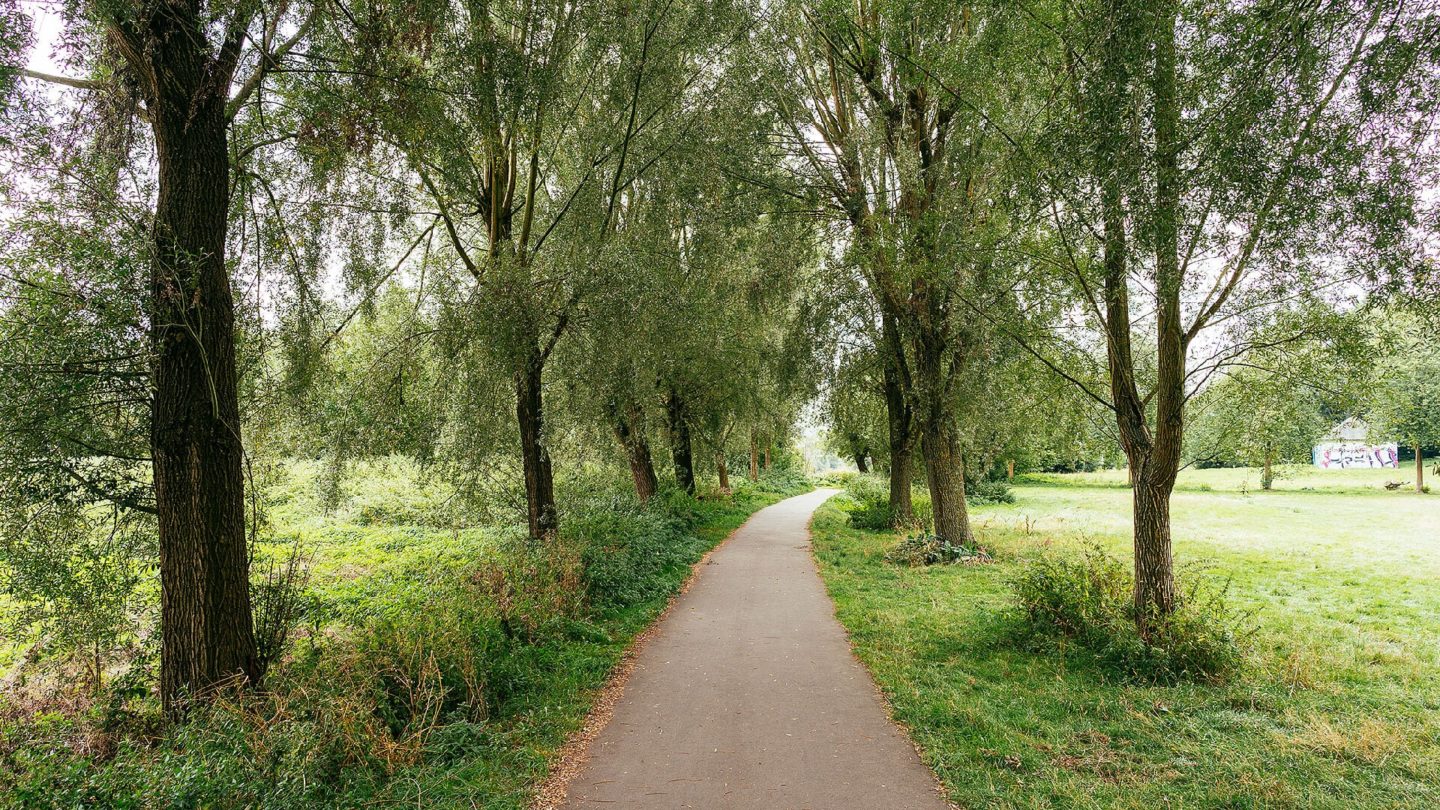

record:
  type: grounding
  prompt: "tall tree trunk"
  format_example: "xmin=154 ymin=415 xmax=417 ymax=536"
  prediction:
xmin=516 ymin=351 xmax=557 ymax=539
xmin=1131 ymin=471 xmax=1177 ymax=618
xmin=910 ymin=297 xmax=973 ymax=544
xmin=1140 ymin=0 xmax=1185 ymax=628
xmin=763 ymin=445 xmax=771 ymax=470
xmin=881 ymin=311 xmax=915 ymax=525
xmin=1417 ymin=437 xmax=1425 ymax=493
xmin=748 ymin=430 xmax=759 ymax=481
xmin=716 ymin=453 xmax=731 ymax=494
xmin=1261 ymin=448 xmax=1274 ymax=491
xmin=666 ymin=389 xmax=695 ymax=495
xmin=920 ymin=412 xmax=973 ymax=544
xmin=1006 ymin=459 xmax=1015 ymax=480
xmin=138 ymin=4 xmax=258 ymax=714
xmin=611 ymin=402 xmax=658 ymax=503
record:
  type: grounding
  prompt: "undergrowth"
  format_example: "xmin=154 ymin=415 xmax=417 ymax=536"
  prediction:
xmin=1009 ymin=544 xmax=1252 ymax=683
xmin=0 ymin=463 xmax=808 ymax=808
xmin=840 ymin=473 xmax=1012 ymax=532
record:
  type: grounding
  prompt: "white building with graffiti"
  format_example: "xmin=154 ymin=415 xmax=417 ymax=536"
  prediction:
xmin=1312 ymin=417 xmax=1398 ymax=468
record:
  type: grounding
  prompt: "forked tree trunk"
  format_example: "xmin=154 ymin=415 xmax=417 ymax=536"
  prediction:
xmin=137 ymin=3 xmax=259 ymax=715
xmin=666 ymin=389 xmax=695 ymax=495
xmin=612 ymin=402 xmax=658 ymax=503
xmin=919 ymin=414 xmax=973 ymax=544
xmin=1093 ymin=0 xmax=1183 ymax=634
xmin=516 ymin=352 xmax=557 ymax=539
xmin=748 ymin=430 xmax=759 ymax=481
xmin=716 ymin=453 xmax=731 ymax=494
xmin=1138 ymin=0 xmax=1185 ymax=629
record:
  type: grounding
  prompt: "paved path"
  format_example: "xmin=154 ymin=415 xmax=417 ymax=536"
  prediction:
xmin=561 ymin=489 xmax=950 ymax=810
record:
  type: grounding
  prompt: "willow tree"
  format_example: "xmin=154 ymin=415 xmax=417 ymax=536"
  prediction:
xmin=316 ymin=0 xmax=754 ymax=537
xmin=774 ymin=0 xmax=1043 ymax=543
xmin=1037 ymin=0 xmax=1440 ymax=626
xmin=2 ymin=0 xmax=318 ymax=712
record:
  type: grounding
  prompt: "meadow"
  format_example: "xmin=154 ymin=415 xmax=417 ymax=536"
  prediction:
xmin=812 ymin=466 xmax=1440 ymax=809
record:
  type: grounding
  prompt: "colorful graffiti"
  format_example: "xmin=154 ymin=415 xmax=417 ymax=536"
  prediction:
xmin=1312 ymin=442 xmax=1398 ymax=469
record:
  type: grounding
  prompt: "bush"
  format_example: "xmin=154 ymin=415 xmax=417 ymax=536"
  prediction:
xmin=842 ymin=474 xmax=931 ymax=531
xmin=1009 ymin=545 xmax=1249 ymax=683
xmin=965 ymin=478 xmax=1014 ymax=504
xmin=568 ymin=498 xmax=695 ymax=608
xmin=883 ymin=532 xmax=992 ymax=567
xmin=814 ymin=469 xmax=857 ymax=487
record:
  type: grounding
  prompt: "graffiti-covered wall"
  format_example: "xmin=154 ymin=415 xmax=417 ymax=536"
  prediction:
xmin=1312 ymin=442 xmax=1399 ymax=469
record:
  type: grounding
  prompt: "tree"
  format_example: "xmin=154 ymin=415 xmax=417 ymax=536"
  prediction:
xmin=313 ymin=0 xmax=757 ymax=536
xmin=772 ymin=0 xmax=1043 ymax=542
xmin=5 ymin=0 xmax=318 ymax=712
xmin=1369 ymin=345 xmax=1440 ymax=494
xmin=1034 ymin=0 xmax=1440 ymax=630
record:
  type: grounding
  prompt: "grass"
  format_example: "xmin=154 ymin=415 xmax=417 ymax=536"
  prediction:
xmin=811 ymin=472 xmax=1440 ymax=809
xmin=0 ymin=459 xmax=810 ymax=808
xmin=1021 ymin=456 xmax=1437 ymax=494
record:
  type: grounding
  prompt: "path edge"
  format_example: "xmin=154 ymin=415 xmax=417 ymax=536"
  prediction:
xmin=803 ymin=493 xmax=959 ymax=810
xmin=528 ymin=490 xmax=813 ymax=810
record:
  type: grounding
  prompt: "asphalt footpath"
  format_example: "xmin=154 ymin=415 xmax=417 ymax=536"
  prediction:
xmin=560 ymin=488 xmax=951 ymax=810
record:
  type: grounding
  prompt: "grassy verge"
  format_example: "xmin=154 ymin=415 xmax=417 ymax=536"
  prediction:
xmin=811 ymin=480 xmax=1440 ymax=809
xmin=0 ymin=461 xmax=809 ymax=809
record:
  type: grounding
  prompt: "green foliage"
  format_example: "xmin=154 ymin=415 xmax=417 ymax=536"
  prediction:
xmin=842 ymin=473 xmax=1010 ymax=531
xmin=1367 ymin=332 xmax=1440 ymax=451
xmin=965 ymin=478 xmax=1015 ymax=505
xmin=1009 ymin=546 xmax=1249 ymax=684
xmin=0 ymin=498 xmax=152 ymax=695
xmin=842 ymin=474 xmax=931 ymax=531
xmin=882 ymin=532 xmax=991 ymax=567
xmin=0 ymin=462 xmax=804 ymax=807
xmin=570 ymin=499 xmax=696 ymax=608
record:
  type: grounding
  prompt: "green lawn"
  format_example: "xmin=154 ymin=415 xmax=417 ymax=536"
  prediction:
xmin=1021 ymin=457 xmax=1437 ymax=494
xmin=811 ymin=476 xmax=1440 ymax=809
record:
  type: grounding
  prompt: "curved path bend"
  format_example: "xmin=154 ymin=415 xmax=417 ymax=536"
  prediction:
xmin=560 ymin=488 xmax=950 ymax=810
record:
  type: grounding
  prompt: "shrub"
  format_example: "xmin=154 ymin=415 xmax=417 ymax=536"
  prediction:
xmin=568 ymin=499 xmax=695 ymax=608
xmin=814 ymin=469 xmax=857 ymax=487
xmin=883 ymin=531 xmax=992 ymax=567
xmin=965 ymin=478 xmax=1014 ymax=505
xmin=842 ymin=474 xmax=931 ymax=531
xmin=1009 ymin=545 xmax=1249 ymax=683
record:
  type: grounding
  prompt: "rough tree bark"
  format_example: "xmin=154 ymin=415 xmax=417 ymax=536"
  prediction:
xmin=611 ymin=401 xmax=658 ymax=503
xmin=516 ymin=350 xmax=558 ymax=538
xmin=916 ymin=400 xmax=972 ymax=544
xmin=666 ymin=389 xmax=695 ymax=495
xmin=716 ymin=453 xmax=731 ymax=493
xmin=112 ymin=0 xmax=260 ymax=713
xmin=748 ymin=430 xmax=759 ymax=481
xmin=881 ymin=314 xmax=915 ymax=526
xmin=1139 ymin=0 xmax=1185 ymax=625
xmin=1261 ymin=447 xmax=1274 ymax=491
xmin=875 ymin=309 xmax=910 ymax=524
xmin=1096 ymin=0 xmax=1180 ymax=632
